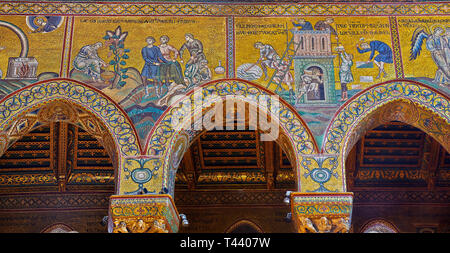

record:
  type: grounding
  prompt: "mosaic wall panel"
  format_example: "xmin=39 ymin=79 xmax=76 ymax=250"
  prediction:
xmin=0 ymin=1 xmax=448 ymax=194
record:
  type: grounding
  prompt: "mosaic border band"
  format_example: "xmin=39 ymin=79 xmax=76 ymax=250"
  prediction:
xmin=0 ymin=2 xmax=448 ymax=16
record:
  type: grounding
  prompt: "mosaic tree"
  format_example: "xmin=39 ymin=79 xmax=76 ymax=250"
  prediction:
xmin=104 ymin=26 xmax=130 ymax=89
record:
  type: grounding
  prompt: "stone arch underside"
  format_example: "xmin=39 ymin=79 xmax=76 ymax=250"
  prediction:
xmin=322 ymin=80 xmax=450 ymax=192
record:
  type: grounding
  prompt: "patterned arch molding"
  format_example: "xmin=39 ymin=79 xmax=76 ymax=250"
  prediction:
xmin=0 ymin=78 xmax=142 ymax=157
xmin=135 ymin=79 xmax=318 ymax=195
xmin=225 ymin=219 xmax=264 ymax=233
xmin=0 ymin=100 xmax=120 ymax=169
xmin=41 ymin=223 xmax=77 ymax=233
xmin=322 ymin=79 xmax=450 ymax=191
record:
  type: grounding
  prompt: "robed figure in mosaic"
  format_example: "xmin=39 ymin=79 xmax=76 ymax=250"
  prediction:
xmin=141 ymin=36 xmax=168 ymax=97
xmin=357 ymin=39 xmax=393 ymax=79
xmin=337 ymin=46 xmax=354 ymax=102
xmin=254 ymin=42 xmax=295 ymax=98
xmin=73 ymin=42 xmax=107 ymax=82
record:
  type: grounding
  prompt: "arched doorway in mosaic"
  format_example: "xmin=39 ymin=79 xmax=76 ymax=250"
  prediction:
xmin=322 ymin=80 xmax=450 ymax=192
xmin=133 ymin=79 xmax=318 ymax=196
xmin=0 ymin=78 xmax=142 ymax=193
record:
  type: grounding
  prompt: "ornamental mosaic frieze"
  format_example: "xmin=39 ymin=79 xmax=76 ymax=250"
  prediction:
xmin=290 ymin=192 xmax=353 ymax=233
xmin=109 ymin=194 xmax=180 ymax=233
xmin=0 ymin=2 xmax=448 ymax=234
xmin=0 ymin=2 xmax=447 ymax=16
xmin=0 ymin=10 xmax=448 ymax=159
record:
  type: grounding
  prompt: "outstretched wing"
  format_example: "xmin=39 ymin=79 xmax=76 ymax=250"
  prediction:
xmin=410 ymin=27 xmax=429 ymax=60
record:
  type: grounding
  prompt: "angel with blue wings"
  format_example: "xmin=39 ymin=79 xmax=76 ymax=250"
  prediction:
xmin=410 ymin=26 xmax=450 ymax=87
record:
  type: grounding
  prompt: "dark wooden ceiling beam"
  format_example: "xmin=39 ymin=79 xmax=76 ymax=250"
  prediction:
xmin=202 ymin=165 xmax=260 ymax=169
xmin=181 ymin=148 xmax=197 ymax=190
xmin=349 ymin=121 xmax=450 ymax=191
xmin=264 ymin=140 xmax=275 ymax=190
xmin=197 ymin=139 xmax=206 ymax=172
xmin=202 ymin=156 xmax=257 ymax=161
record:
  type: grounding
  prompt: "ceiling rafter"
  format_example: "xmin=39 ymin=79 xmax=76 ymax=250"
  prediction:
xmin=348 ymin=121 xmax=450 ymax=191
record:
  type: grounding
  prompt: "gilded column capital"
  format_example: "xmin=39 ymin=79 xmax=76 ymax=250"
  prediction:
xmin=290 ymin=192 xmax=353 ymax=233
xmin=109 ymin=194 xmax=180 ymax=233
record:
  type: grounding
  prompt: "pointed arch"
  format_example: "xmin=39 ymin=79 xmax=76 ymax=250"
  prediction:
xmin=225 ymin=219 xmax=264 ymax=233
xmin=141 ymin=79 xmax=318 ymax=196
xmin=323 ymin=79 xmax=449 ymax=154
xmin=322 ymin=79 xmax=450 ymax=191
xmin=41 ymin=223 xmax=77 ymax=233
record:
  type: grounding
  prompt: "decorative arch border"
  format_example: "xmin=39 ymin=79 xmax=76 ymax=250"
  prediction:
xmin=323 ymin=79 xmax=449 ymax=154
xmin=322 ymin=79 xmax=450 ymax=191
xmin=0 ymin=78 xmax=142 ymax=157
xmin=225 ymin=219 xmax=264 ymax=233
xmin=300 ymin=63 xmax=333 ymax=103
xmin=359 ymin=218 xmax=399 ymax=233
xmin=142 ymin=79 xmax=318 ymax=195
xmin=0 ymin=78 xmax=143 ymax=195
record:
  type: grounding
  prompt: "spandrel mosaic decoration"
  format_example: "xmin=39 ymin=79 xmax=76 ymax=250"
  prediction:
xmin=0 ymin=1 xmax=448 ymax=196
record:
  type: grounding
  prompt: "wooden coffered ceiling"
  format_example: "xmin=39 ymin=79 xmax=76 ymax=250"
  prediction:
xmin=0 ymin=123 xmax=115 ymax=193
